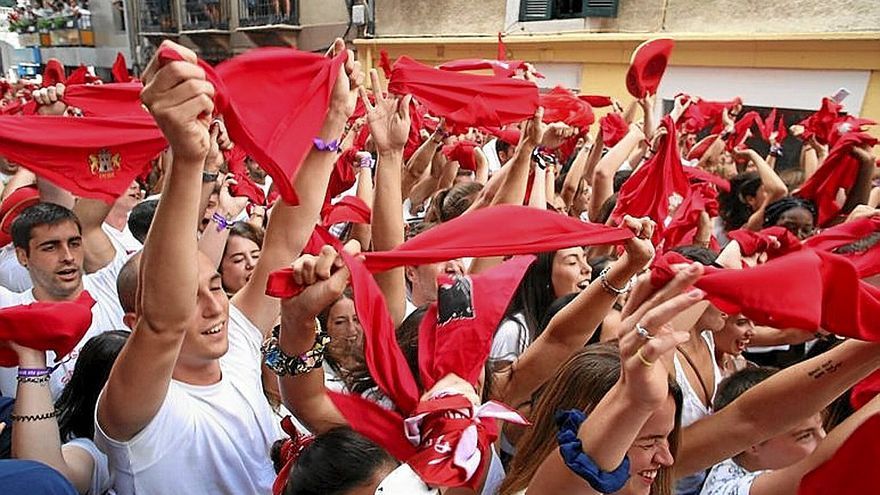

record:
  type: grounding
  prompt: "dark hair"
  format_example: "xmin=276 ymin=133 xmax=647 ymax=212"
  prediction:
xmin=396 ymin=306 xmax=428 ymax=390
xmin=11 ymin=203 xmax=81 ymax=252
xmin=226 ymin=221 xmax=264 ymax=249
xmin=671 ymin=245 xmax=720 ymax=266
xmin=718 ymin=171 xmax=762 ymax=231
xmin=613 ymin=169 xmax=632 ymax=192
xmin=763 ymin=197 xmax=818 ymax=228
xmin=713 ymin=366 xmax=778 ymax=411
xmin=496 ymin=139 xmax=513 ymax=157
xmin=596 ymin=193 xmax=618 ymax=225
xmin=317 ymin=289 xmax=377 ymax=396
xmin=502 ymin=251 xmax=557 ymax=350
xmin=128 ymin=199 xmax=158 ymax=244
xmin=285 ymin=427 xmax=396 ymax=495
xmin=55 ymin=330 xmax=130 ymax=441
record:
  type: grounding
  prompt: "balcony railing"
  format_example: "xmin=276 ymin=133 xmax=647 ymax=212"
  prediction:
xmin=182 ymin=0 xmax=229 ymax=31
xmin=238 ymin=0 xmax=297 ymax=27
xmin=139 ymin=0 xmax=178 ymax=33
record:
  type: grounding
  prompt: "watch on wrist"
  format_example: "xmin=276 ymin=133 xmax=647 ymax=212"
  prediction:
xmin=262 ymin=319 xmax=331 ymax=377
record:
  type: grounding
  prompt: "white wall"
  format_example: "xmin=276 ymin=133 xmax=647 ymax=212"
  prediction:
xmin=656 ymin=66 xmax=871 ymax=115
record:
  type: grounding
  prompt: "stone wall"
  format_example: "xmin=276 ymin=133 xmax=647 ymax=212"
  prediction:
xmin=375 ymin=0 xmax=506 ymax=36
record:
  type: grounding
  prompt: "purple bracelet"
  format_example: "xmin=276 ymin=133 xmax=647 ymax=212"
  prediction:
xmin=18 ymin=368 xmax=51 ymax=377
xmin=313 ymin=137 xmax=340 ymax=152
xmin=212 ymin=212 xmax=231 ymax=232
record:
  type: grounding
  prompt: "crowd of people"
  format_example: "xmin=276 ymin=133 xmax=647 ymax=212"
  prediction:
xmin=0 ymin=35 xmax=878 ymax=495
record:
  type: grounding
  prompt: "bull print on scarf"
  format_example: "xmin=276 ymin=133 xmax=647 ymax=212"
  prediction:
xmin=436 ymin=274 xmax=475 ymax=325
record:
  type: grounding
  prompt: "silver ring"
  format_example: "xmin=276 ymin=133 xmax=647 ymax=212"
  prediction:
xmin=636 ymin=324 xmax=655 ymax=340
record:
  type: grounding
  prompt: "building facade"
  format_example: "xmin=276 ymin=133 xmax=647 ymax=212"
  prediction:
xmin=129 ymin=0 xmax=355 ymax=68
xmin=355 ymin=0 xmax=880 ymax=126
xmin=2 ymin=0 xmax=132 ymax=79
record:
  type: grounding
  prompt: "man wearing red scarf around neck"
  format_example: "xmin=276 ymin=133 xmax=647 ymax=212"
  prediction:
xmin=94 ymin=39 xmax=362 ymax=494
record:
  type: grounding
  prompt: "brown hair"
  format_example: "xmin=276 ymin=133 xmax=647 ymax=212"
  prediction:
xmin=424 ymin=182 xmax=483 ymax=223
xmin=500 ymin=343 xmax=683 ymax=495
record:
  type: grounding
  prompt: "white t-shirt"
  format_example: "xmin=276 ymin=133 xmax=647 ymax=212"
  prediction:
xmin=0 ymin=246 xmax=130 ymax=399
xmin=699 ymin=458 xmax=765 ymax=495
xmin=0 ymin=244 xmax=32 ymax=292
xmin=490 ymin=312 xmax=529 ymax=363
xmin=94 ymin=305 xmax=281 ymax=495
xmin=102 ymin=222 xmax=143 ymax=255
xmin=65 ymin=437 xmax=115 ymax=495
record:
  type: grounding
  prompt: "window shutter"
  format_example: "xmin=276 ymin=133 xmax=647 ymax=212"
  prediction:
xmin=585 ymin=0 xmax=619 ymax=17
xmin=520 ymin=0 xmax=553 ymax=21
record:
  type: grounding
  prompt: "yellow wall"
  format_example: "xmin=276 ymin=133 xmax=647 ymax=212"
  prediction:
xmin=355 ymin=32 xmax=880 ymax=126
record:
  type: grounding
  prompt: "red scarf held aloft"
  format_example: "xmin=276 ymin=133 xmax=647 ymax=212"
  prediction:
xmin=725 ymin=111 xmax=759 ymax=151
xmin=112 ymin=52 xmax=132 ymax=83
xmin=0 ymin=291 xmax=95 ymax=366
xmin=363 ymin=205 xmax=634 ymax=273
xmin=539 ymin=86 xmax=594 ymax=130
xmin=60 ymin=82 xmax=151 ymax=118
xmin=66 ymin=65 xmax=101 ymax=86
xmin=851 ymin=369 xmax=880 ymax=411
xmin=680 ymin=96 xmax=742 ymax=134
xmin=659 ymin=182 xmax=719 ymax=253
xmin=600 ymin=112 xmax=629 ymax=148
xmin=225 ymin=147 xmax=266 ymax=206
xmin=726 ymin=226 xmax=801 ymax=259
xmin=683 ymin=166 xmax=731 ymax=193
xmin=157 ymin=46 xmax=347 ymax=206
xmin=437 ymin=59 xmax=539 ymax=79
xmin=418 ymin=255 xmax=535 ymax=390
xmin=804 ymin=216 xmax=880 ymax=278
xmin=611 ymin=115 xmax=690 ymax=241
xmin=388 ymin=56 xmax=539 ymax=129
xmin=756 ymin=108 xmax=788 ymax=144
xmin=579 ymin=95 xmax=613 ymax=108
xmin=797 ymin=97 xmax=842 ymax=145
xmin=0 ymin=114 xmax=166 ymax=203
xmin=797 ymin=415 xmax=880 ymax=495
xmin=42 ymin=59 xmax=66 ymax=87
xmin=442 ymin=140 xmax=479 ymax=171
xmin=795 ymin=132 xmax=878 ymax=227
xmin=327 ymin=256 xmax=532 ymax=489
xmin=321 ymin=195 xmax=371 ymax=226
xmin=652 ymin=250 xmax=880 ymax=341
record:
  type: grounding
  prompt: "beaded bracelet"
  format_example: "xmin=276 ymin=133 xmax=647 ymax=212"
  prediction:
xmin=17 ymin=375 xmax=51 ymax=385
xmin=599 ymin=266 xmax=635 ymax=296
xmin=11 ymin=410 xmax=57 ymax=422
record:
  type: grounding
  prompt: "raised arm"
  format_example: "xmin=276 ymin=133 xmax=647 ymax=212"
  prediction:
xmin=588 ymin=125 xmax=645 ymax=221
xmin=526 ymin=270 xmax=704 ymax=494
xmin=360 ymin=69 xmax=412 ymax=327
xmin=491 ymin=110 xmax=544 ymax=207
xmin=277 ymin=246 xmax=350 ymax=433
xmin=198 ymin=174 xmax=248 ymax=270
xmin=491 ymin=218 xmax=656 ymax=407
xmin=749 ymin=392 xmax=880 ymax=495
xmin=675 ymin=339 xmax=880 ymax=478
xmin=348 ymin=154 xmax=374 ymax=249
xmin=401 ymin=121 xmax=444 ymax=198
xmin=561 ymin=137 xmax=593 ymax=208
xmin=232 ymin=39 xmax=361 ymax=336
xmin=737 ymin=148 xmax=787 ymax=231
xmin=841 ymin=146 xmax=877 ymax=215
xmin=97 ymin=41 xmax=215 ymax=441
xmin=72 ymin=197 xmax=116 ymax=273
xmin=11 ymin=346 xmax=94 ymax=494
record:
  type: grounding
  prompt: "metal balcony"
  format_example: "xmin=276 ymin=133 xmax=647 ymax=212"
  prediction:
xmin=182 ymin=0 xmax=229 ymax=31
xmin=238 ymin=0 xmax=298 ymax=28
xmin=139 ymin=0 xmax=178 ymax=33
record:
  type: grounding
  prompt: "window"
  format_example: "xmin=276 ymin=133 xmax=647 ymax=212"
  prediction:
xmin=519 ymin=0 xmax=619 ymax=21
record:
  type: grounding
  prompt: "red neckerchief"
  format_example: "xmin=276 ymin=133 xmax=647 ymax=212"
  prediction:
xmin=0 ymin=291 xmax=95 ymax=366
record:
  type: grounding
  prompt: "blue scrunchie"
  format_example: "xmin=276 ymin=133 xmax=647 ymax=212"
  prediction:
xmin=555 ymin=409 xmax=631 ymax=493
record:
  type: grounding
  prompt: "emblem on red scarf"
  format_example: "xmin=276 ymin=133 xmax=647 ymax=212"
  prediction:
xmin=88 ymin=149 xmax=122 ymax=179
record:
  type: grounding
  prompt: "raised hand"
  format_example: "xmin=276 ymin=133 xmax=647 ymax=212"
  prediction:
xmin=140 ymin=40 xmax=215 ymax=164
xmin=618 ymin=263 xmax=704 ymax=409
xmin=280 ymin=245 xmax=351 ymax=320
xmin=327 ymin=38 xmax=364 ymax=122
xmin=217 ymin=173 xmax=249 ymax=218
xmin=620 ymin=215 xmax=656 ymax=268
xmin=33 ymin=83 xmax=67 ymax=116
xmin=360 ymin=68 xmax=411 ymax=154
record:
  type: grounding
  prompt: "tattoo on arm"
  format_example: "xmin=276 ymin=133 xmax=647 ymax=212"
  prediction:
xmin=808 ymin=360 xmax=842 ymax=380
